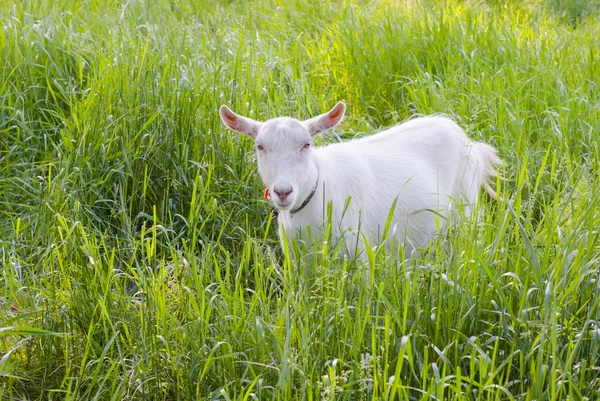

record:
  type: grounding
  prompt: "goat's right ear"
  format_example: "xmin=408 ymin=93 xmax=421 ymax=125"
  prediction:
xmin=219 ymin=105 xmax=262 ymax=139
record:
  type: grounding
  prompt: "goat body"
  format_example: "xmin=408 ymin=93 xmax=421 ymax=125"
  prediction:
xmin=281 ymin=116 xmax=499 ymax=255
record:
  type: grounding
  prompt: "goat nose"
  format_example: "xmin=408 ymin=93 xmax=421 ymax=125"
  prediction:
xmin=274 ymin=187 xmax=293 ymax=201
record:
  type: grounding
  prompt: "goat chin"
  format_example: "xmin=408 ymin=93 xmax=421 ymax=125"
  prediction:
xmin=276 ymin=115 xmax=502 ymax=260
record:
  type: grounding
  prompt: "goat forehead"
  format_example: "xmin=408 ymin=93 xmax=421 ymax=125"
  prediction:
xmin=258 ymin=118 xmax=310 ymax=146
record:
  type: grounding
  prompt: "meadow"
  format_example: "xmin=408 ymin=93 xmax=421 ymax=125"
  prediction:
xmin=1 ymin=0 xmax=599 ymax=399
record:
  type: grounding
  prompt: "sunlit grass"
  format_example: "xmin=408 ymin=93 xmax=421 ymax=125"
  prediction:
xmin=1 ymin=0 xmax=599 ymax=399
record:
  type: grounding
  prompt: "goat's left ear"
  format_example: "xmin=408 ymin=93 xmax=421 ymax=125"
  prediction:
xmin=305 ymin=101 xmax=346 ymax=137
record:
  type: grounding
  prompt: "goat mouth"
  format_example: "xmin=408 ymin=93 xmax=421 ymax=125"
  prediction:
xmin=273 ymin=201 xmax=292 ymax=210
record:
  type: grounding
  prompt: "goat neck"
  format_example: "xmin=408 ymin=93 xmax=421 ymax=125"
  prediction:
xmin=282 ymin=158 xmax=320 ymax=217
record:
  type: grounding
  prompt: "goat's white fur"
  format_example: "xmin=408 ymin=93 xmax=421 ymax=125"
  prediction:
xmin=220 ymin=103 xmax=501 ymax=257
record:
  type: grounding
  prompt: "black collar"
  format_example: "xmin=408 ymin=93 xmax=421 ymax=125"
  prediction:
xmin=289 ymin=168 xmax=320 ymax=215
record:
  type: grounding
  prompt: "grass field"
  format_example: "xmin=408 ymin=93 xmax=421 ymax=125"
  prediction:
xmin=1 ymin=0 xmax=600 ymax=399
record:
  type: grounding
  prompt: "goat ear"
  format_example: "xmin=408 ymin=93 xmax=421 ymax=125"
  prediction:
xmin=305 ymin=101 xmax=346 ymax=136
xmin=219 ymin=105 xmax=262 ymax=139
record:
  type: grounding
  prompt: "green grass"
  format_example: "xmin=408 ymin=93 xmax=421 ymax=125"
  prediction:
xmin=1 ymin=0 xmax=599 ymax=399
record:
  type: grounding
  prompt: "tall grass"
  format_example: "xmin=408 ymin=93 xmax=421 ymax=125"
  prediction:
xmin=1 ymin=0 xmax=599 ymax=399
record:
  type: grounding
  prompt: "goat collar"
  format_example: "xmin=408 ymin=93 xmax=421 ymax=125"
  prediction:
xmin=290 ymin=168 xmax=320 ymax=215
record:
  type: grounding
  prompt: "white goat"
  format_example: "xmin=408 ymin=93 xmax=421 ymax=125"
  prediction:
xmin=220 ymin=102 xmax=500 ymax=257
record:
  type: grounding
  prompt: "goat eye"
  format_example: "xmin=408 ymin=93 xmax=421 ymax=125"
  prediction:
xmin=256 ymin=145 xmax=264 ymax=151
xmin=302 ymin=143 xmax=310 ymax=150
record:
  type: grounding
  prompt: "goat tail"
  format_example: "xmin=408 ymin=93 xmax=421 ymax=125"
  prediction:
xmin=475 ymin=142 xmax=504 ymax=201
